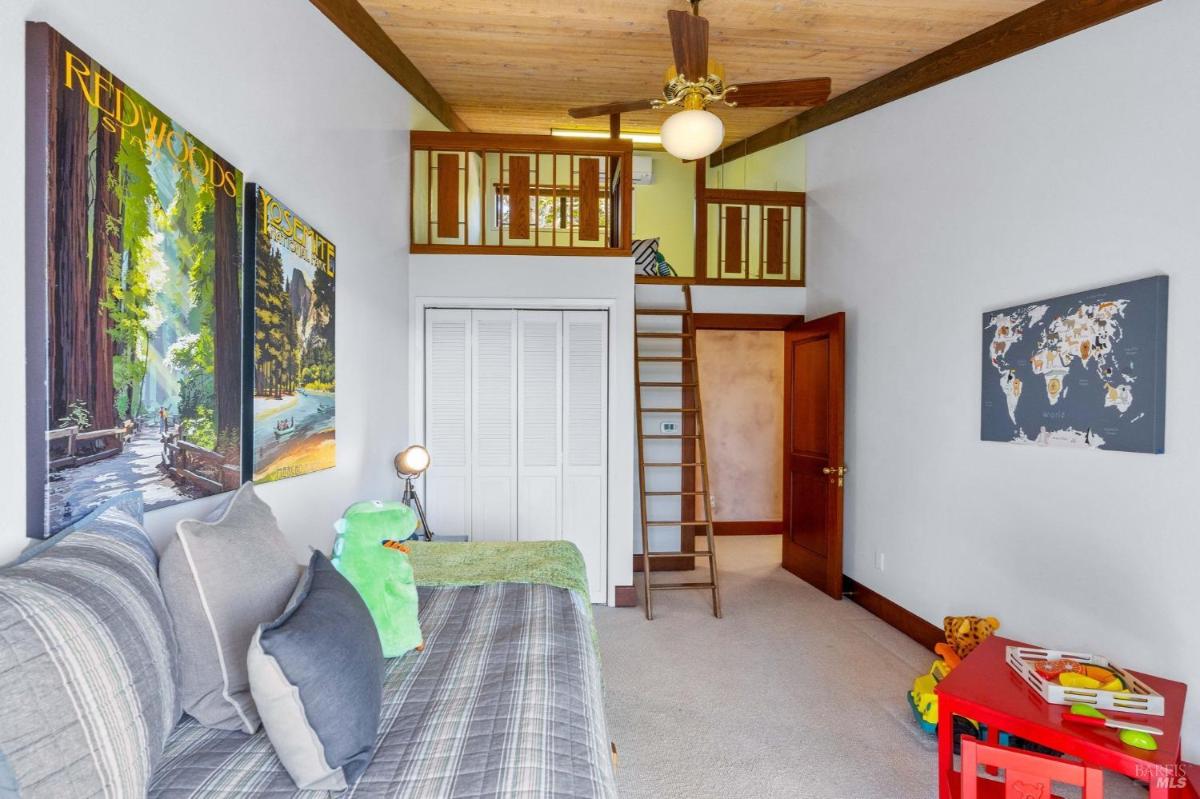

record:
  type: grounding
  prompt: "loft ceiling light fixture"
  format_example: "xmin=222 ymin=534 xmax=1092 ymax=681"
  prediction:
xmin=550 ymin=128 xmax=662 ymax=145
xmin=568 ymin=0 xmax=832 ymax=162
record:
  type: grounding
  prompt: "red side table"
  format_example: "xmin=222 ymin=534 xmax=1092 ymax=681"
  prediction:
xmin=935 ymin=636 xmax=1190 ymax=798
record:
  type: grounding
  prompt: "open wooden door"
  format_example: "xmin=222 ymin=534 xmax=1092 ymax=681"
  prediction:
xmin=782 ymin=312 xmax=845 ymax=599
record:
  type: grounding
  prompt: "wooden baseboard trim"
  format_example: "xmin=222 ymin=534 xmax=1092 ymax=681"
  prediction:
xmin=613 ymin=585 xmax=638 ymax=607
xmin=842 ymin=575 xmax=942 ymax=652
xmin=711 ymin=520 xmax=782 ymax=536
xmin=633 ymin=555 xmax=694 ymax=572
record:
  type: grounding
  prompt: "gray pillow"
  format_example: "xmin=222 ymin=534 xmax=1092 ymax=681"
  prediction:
xmin=0 ymin=492 xmax=180 ymax=798
xmin=248 ymin=550 xmax=383 ymax=790
xmin=160 ymin=482 xmax=301 ymax=733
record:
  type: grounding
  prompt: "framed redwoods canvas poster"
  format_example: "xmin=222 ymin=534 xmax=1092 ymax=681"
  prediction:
xmin=244 ymin=185 xmax=336 ymax=483
xmin=25 ymin=23 xmax=244 ymax=537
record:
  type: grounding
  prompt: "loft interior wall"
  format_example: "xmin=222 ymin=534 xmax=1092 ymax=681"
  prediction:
xmin=803 ymin=0 xmax=1200 ymax=759
xmin=695 ymin=330 xmax=784 ymax=524
xmin=707 ymin=136 xmax=805 ymax=192
xmin=633 ymin=152 xmax=695 ymax=275
xmin=0 ymin=0 xmax=422 ymax=563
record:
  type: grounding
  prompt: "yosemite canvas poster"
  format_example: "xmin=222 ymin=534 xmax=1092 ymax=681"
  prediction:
xmin=26 ymin=23 xmax=243 ymax=536
xmin=247 ymin=185 xmax=336 ymax=482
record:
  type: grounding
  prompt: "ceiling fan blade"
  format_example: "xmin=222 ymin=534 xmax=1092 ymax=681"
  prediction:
xmin=729 ymin=78 xmax=832 ymax=108
xmin=667 ymin=9 xmax=709 ymax=82
xmin=567 ymin=99 xmax=656 ymax=119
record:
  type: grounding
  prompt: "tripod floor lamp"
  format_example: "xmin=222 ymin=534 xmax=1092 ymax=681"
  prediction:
xmin=394 ymin=445 xmax=434 ymax=541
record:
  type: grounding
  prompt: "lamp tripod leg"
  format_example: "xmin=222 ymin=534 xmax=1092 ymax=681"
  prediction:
xmin=401 ymin=477 xmax=434 ymax=541
xmin=412 ymin=493 xmax=433 ymax=541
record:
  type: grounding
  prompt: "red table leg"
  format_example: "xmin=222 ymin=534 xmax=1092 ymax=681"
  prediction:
xmin=938 ymin=697 xmax=955 ymax=799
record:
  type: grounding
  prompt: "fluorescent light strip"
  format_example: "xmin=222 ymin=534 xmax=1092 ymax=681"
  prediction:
xmin=551 ymin=128 xmax=661 ymax=145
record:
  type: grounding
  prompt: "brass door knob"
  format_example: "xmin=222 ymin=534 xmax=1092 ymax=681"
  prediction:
xmin=822 ymin=465 xmax=848 ymax=487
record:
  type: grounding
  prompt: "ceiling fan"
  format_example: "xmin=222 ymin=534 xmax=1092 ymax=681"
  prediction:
xmin=567 ymin=0 xmax=832 ymax=160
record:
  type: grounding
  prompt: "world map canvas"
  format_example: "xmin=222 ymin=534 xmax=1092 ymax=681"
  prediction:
xmin=981 ymin=276 xmax=1168 ymax=453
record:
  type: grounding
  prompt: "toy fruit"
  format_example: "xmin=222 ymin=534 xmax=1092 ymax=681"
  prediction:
xmin=1059 ymin=672 xmax=1102 ymax=689
xmin=1119 ymin=730 xmax=1159 ymax=751
xmin=1064 ymin=704 xmax=1162 ymax=751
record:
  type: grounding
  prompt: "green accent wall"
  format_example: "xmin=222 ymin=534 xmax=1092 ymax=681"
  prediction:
xmin=707 ymin=137 xmax=806 ymax=192
xmin=632 ymin=152 xmax=695 ymax=276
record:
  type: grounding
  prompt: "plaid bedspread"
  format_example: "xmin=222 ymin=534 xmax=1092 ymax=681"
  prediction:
xmin=148 ymin=583 xmax=616 ymax=798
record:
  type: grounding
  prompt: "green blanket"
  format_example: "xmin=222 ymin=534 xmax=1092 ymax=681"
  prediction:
xmin=408 ymin=540 xmax=592 ymax=607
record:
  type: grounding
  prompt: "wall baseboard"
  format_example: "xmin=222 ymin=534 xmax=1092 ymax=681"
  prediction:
xmin=613 ymin=585 xmax=638 ymax=607
xmin=842 ymin=575 xmax=943 ymax=652
xmin=711 ymin=520 xmax=782 ymax=536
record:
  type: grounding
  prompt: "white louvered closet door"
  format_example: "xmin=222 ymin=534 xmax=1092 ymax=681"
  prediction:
xmin=470 ymin=310 xmax=517 ymax=541
xmin=517 ymin=311 xmax=563 ymax=541
xmin=424 ymin=309 xmax=472 ymax=537
xmin=562 ymin=311 xmax=608 ymax=601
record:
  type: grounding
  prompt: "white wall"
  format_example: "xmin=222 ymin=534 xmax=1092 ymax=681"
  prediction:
xmin=0 ymin=0 xmax=423 ymax=562
xmin=408 ymin=254 xmax=635 ymax=604
xmin=804 ymin=0 xmax=1200 ymax=758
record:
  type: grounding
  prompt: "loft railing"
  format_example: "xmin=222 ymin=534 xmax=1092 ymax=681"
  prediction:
xmin=695 ymin=187 xmax=806 ymax=285
xmin=410 ymin=132 xmax=633 ymax=256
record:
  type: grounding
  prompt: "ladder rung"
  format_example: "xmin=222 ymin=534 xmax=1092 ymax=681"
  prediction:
xmin=646 ymin=521 xmax=710 ymax=527
xmin=643 ymin=462 xmax=704 ymax=467
xmin=636 ymin=332 xmax=692 ymax=338
xmin=645 ymin=491 xmax=706 ymax=496
xmin=645 ymin=551 xmax=714 ymax=558
xmin=642 ymin=434 xmax=701 ymax=439
xmin=636 ymin=309 xmax=687 ymax=316
xmin=639 ymin=382 xmax=697 ymax=387
xmin=649 ymin=582 xmax=717 ymax=591
xmin=641 ymin=408 xmax=699 ymax=413
xmin=637 ymin=356 xmax=695 ymax=362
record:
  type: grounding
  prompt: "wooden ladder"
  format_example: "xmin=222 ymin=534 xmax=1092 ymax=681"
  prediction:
xmin=634 ymin=285 xmax=722 ymax=620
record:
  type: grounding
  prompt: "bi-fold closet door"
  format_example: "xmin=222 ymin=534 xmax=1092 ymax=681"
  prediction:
xmin=424 ymin=308 xmax=608 ymax=601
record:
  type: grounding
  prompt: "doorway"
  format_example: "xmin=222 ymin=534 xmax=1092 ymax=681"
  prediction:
xmin=693 ymin=312 xmax=846 ymax=600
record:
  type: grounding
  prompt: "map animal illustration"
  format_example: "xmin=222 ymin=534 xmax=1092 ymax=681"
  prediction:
xmin=981 ymin=276 xmax=1168 ymax=454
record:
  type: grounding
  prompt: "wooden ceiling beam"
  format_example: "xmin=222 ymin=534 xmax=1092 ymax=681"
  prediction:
xmin=710 ymin=0 xmax=1160 ymax=166
xmin=309 ymin=0 xmax=469 ymax=132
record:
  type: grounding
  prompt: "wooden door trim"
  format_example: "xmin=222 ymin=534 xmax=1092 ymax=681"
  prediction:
xmin=693 ymin=313 xmax=803 ymax=331
xmin=689 ymin=319 xmax=799 ymax=545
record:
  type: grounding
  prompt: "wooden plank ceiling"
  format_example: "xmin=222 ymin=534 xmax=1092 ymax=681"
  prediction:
xmin=363 ymin=0 xmax=1041 ymax=144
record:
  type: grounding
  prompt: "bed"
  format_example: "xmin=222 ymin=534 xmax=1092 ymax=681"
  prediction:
xmin=147 ymin=541 xmax=617 ymax=799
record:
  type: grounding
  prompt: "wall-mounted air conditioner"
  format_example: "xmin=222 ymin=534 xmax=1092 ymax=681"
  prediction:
xmin=632 ymin=155 xmax=654 ymax=185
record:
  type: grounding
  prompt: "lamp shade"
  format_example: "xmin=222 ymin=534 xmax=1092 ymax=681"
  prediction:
xmin=659 ymin=109 xmax=725 ymax=161
xmin=394 ymin=445 xmax=431 ymax=477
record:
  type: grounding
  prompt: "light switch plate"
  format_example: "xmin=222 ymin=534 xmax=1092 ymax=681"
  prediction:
xmin=660 ymin=421 xmax=679 ymax=434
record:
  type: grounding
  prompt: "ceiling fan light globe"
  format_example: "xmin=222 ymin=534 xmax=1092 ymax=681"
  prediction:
xmin=660 ymin=109 xmax=724 ymax=161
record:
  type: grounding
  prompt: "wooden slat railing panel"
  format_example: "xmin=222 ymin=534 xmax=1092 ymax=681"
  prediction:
xmin=765 ymin=207 xmax=785 ymax=276
xmin=695 ymin=174 xmax=806 ymax=285
xmin=436 ymin=152 xmax=459 ymax=239
xmin=578 ymin=157 xmax=600 ymax=242
xmin=723 ymin=206 xmax=743 ymax=274
xmin=412 ymin=133 xmax=631 ymax=255
xmin=509 ymin=155 xmax=531 ymax=240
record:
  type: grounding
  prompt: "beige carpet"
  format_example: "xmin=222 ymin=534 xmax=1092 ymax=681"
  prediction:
xmin=594 ymin=535 xmax=1148 ymax=799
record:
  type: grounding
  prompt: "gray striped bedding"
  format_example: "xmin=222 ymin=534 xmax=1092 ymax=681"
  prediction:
xmin=0 ymin=494 xmax=181 ymax=798
xmin=149 ymin=582 xmax=616 ymax=799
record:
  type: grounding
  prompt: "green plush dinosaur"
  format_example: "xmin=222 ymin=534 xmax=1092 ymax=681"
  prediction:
xmin=330 ymin=500 xmax=424 ymax=658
